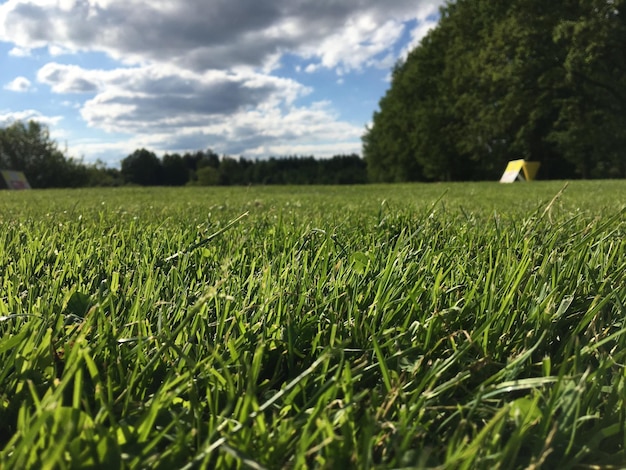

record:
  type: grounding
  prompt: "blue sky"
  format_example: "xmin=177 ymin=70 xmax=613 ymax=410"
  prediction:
xmin=0 ymin=0 xmax=443 ymax=166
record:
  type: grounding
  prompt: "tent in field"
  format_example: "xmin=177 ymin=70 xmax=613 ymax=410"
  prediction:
xmin=0 ymin=170 xmax=32 ymax=190
xmin=499 ymin=160 xmax=541 ymax=183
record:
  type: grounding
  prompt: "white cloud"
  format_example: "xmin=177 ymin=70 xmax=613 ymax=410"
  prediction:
xmin=91 ymin=95 xmax=363 ymax=159
xmin=304 ymin=63 xmax=319 ymax=74
xmin=8 ymin=46 xmax=30 ymax=57
xmin=35 ymin=62 xmax=361 ymax=159
xmin=48 ymin=44 xmax=75 ymax=56
xmin=0 ymin=0 xmax=446 ymax=162
xmin=4 ymin=76 xmax=33 ymax=92
xmin=60 ymin=100 xmax=81 ymax=108
xmin=399 ymin=16 xmax=440 ymax=61
xmin=66 ymin=137 xmax=154 ymax=165
xmin=66 ymin=102 xmax=364 ymax=165
xmin=304 ymin=17 xmax=405 ymax=74
xmin=37 ymin=63 xmax=99 ymax=93
xmin=0 ymin=0 xmax=445 ymax=73
xmin=0 ymin=109 xmax=63 ymax=127
xmin=37 ymin=63 xmax=311 ymax=129
xmin=249 ymin=141 xmax=362 ymax=159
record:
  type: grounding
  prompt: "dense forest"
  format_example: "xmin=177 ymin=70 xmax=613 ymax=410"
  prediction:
xmin=120 ymin=148 xmax=366 ymax=186
xmin=0 ymin=121 xmax=366 ymax=188
xmin=364 ymin=0 xmax=626 ymax=181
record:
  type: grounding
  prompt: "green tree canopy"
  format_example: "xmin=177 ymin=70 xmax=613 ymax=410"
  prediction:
xmin=0 ymin=120 xmax=86 ymax=188
xmin=120 ymin=148 xmax=162 ymax=186
xmin=364 ymin=0 xmax=626 ymax=181
xmin=161 ymin=153 xmax=188 ymax=186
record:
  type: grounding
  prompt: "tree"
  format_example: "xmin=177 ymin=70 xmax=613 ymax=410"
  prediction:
xmin=85 ymin=160 xmax=122 ymax=186
xmin=451 ymin=0 xmax=578 ymax=179
xmin=550 ymin=0 xmax=626 ymax=177
xmin=363 ymin=0 xmax=626 ymax=181
xmin=319 ymin=154 xmax=368 ymax=184
xmin=121 ymin=148 xmax=162 ymax=185
xmin=217 ymin=156 xmax=243 ymax=185
xmin=195 ymin=166 xmax=219 ymax=185
xmin=363 ymin=61 xmax=428 ymax=182
xmin=363 ymin=1 xmax=482 ymax=182
xmin=161 ymin=153 xmax=189 ymax=186
xmin=0 ymin=120 xmax=86 ymax=188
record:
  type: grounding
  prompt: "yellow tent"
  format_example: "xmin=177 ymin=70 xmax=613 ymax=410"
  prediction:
xmin=499 ymin=160 xmax=540 ymax=183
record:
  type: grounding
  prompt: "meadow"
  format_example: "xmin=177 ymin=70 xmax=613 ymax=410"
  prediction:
xmin=1 ymin=181 xmax=625 ymax=468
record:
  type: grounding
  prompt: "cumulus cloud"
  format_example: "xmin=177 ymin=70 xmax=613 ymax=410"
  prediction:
xmin=0 ymin=109 xmax=63 ymax=127
xmin=66 ymin=101 xmax=363 ymax=165
xmin=35 ymin=62 xmax=360 ymax=159
xmin=0 ymin=0 xmax=445 ymax=73
xmin=152 ymin=101 xmax=363 ymax=157
xmin=0 ymin=0 xmax=445 ymax=161
xmin=37 ymin=63 xmax=309 ymax=127
xmin=37 ymin=63 xmax=99 ymax=93
xmin=299 ymin=17 xmax=405 ymax=74
xmin=4 ymin=76 xmax=33 ymax=92
xmin=8 ymin=46 xmax=30 ymax=56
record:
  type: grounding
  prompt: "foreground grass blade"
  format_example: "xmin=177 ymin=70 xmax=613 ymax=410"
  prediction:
xmin=0 ymin=182 xmax=625 ymax=468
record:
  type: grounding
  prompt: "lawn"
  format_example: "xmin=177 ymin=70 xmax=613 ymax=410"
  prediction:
xmin=1 ymin=181 xmax=625 ymax=468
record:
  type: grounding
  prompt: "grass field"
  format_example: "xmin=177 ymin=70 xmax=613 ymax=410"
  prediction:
xmin=1 ymin=181 xmax=625 ymax=468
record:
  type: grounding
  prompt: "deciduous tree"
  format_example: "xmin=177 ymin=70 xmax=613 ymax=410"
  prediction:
xmin=121 ymin=148 xmax=162 ymax=186
xmin=0 ymin=120 xmax=86 ymax=187
xmin=363 ymin=0 xmax=626 ymax=181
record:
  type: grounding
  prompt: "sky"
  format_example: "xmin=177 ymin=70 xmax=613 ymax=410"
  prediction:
xmin=0 ymin=0 xmax=444 ymax=167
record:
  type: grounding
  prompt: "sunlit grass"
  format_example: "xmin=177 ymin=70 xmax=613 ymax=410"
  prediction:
xmin=1 ymin=182 xmax=625 ymax=468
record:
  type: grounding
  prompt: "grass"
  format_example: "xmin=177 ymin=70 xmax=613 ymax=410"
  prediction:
xmin=0 ymin=181 xmax=625 ymax=468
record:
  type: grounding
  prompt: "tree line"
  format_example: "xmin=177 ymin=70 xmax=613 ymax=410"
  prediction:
xmin=364 ymin=0 xmax=626 ymax=181
xmin=120 ymin=148 xmax=367 ymax=186
xmin=0 ymin=120 xmax=366 ymax=188
xmin=0 ymin=121 xmax=90 ymax=188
